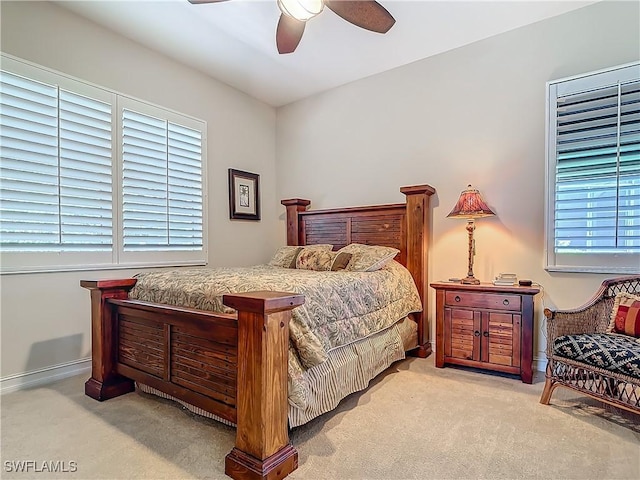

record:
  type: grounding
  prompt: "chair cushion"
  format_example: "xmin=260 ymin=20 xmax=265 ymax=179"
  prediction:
xmin=553 ymin=333 xmax=640 ymax=380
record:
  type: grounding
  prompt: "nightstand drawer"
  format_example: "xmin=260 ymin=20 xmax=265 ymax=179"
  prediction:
xmin=445 ymin=291 xmax=521 ymax=311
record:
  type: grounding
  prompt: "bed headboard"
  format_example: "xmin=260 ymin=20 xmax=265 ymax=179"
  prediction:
xmin=281 ymin=184 xmax=436 ymax=357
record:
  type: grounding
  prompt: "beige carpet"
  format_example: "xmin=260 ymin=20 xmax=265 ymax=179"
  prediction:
xmin=1 ymin=356 xmax=638 ymax=480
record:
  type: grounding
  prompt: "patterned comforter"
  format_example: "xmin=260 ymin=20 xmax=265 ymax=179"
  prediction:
xmin=129 ymin=261 xmax=422 ymax=409
xmin=129 ymin=260 xmax=422 ymax=369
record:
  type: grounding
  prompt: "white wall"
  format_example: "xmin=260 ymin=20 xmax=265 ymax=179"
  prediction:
xmin=275 ymin=1 xmax=640 ymax=365
xmin=0 ymin=1 xmax=278 ymax=381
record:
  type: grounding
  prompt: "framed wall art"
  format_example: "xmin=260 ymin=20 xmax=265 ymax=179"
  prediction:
xmin=228 ymin=168 xmax=260 ymax=221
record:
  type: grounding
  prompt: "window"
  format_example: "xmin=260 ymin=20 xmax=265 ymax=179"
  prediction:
xmin=545 ymin=63 xmax=640 ymax=274
xmin=0 ymin=55 xmax=207 ymax=273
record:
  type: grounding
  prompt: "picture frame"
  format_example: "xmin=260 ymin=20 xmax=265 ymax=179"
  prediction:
xmin=228 ymin=168 xmax=260 ymax=221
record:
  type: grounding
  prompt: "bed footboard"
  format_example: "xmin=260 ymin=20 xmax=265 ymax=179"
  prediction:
xmin=82 ymin=280 xmax=304 ymax=480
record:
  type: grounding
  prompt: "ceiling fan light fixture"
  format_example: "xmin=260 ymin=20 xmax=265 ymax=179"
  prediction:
xmin=277 ymin=0 xmax=324 ymax=22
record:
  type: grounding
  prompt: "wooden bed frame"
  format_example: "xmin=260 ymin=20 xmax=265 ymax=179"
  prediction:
xmin=82 ymin=184 xmax=434 ymax=480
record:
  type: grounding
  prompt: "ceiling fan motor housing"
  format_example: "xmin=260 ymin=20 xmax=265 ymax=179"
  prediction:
xmin=278 ymin=0 xmax=324 ymax=21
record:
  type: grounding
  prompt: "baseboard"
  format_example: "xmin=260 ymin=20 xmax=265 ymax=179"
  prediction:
xmin=1 ymin=358 xmax=91 ymax=395
xmin=533 ymin=354 xmax=547 ymax=373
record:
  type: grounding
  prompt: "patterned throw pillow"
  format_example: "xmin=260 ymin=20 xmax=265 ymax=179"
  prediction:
xmin=268 ymin=244 xmax=332 ymax=268
xmin=337 ymin=243 xmax=400 ymax=272
xmin=268 ymin=246 xmax=303 ymax=268
xmin=607 ymin=292 xmax=640 ymax=337
xmin=295 ymin=249 xmax=352 ymax=271
xmin=330 ymin=251 xmax=352 ymax=271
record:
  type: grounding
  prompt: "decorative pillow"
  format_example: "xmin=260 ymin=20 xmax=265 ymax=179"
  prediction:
xmin=295 ymin=249 xmax=352 ymax=271
xmin=268 ymin=246 xmax=303 ymax=268
xmin=607 ymin=292 xmax=640 ymax=337
xmin=337 ymin=243 xmax=400 ymax=272
xmin=330 ymin=251 xmax=352 ymax=271
xmin=268 ymin=244 xmax=332 ymax=268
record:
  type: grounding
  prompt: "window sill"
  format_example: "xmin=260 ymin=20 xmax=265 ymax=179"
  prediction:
xmin=545 ymin=265 xmax=640 ymax=275
xmin=0 ymin=260 xmax=207 ymax=276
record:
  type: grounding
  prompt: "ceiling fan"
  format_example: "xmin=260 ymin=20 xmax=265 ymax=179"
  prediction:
xmin=188 ymin=0 xmax=396 ymax=54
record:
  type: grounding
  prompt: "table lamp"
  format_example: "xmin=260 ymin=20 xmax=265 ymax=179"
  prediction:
xmin=447 ymin=185 xmax=495 ymax=284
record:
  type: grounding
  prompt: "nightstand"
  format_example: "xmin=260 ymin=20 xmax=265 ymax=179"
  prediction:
xmin=430 ymin=282 xmax=540 ymax=383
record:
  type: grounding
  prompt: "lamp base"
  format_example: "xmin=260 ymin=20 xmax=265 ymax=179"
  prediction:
xmin=461 ymin=276 xmax=480 ymax=285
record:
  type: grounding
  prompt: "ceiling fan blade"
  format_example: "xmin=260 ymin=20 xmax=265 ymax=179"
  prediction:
xmin=325 ymin=0 xmax=395 ymax=34
xmin=276 ymin=14 xmax=306 ymax=54
xmin=187 ymin=0 xmax=230 ymax=4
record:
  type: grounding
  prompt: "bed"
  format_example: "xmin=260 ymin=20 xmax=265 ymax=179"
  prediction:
xmin=81 ymin=183 xmax=435 ymax=480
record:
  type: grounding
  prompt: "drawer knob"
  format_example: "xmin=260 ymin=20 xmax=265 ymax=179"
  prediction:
xmin=455 ymin=295 xmax=461 ymax=302
xmin=503 ymin=299 xmax=509 ymax=306
xmin=483 ymin=331 xmax=489 ymax=337
xmin=474 ymin=330 xmax=480 ymax=337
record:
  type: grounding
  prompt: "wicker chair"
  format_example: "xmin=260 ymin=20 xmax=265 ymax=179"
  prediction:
xmin=540 ymin=275 xmax=640 ymax=414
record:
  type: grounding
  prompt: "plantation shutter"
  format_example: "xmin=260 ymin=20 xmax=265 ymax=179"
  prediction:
xmin=122 ymin=109 xmax=203 ymax=251
xmin=0 ymin=70 xmax=112 ymax=252
xmin=1 ymin=54 xmax=206 ymax=272
xmin=59 ymin=89 xmax=113 ymax=250
xmin=167 ymin=122 xmax=203 ymax=248
xmin=553 ymin=78 xmax=640 ymax=254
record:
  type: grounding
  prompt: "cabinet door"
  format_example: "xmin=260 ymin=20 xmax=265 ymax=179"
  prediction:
xmin=445 ymin=307 xmax=480 ymax=361
xmin=481 ymin=312 xmax=521 ymax=367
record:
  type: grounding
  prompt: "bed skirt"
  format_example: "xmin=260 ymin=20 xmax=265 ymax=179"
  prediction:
xmin=137 ymin=316 xmax=417 ymax=428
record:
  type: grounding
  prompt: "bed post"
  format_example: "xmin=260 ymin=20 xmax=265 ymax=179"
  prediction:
xmin=281 ymin=198 xmax=311 ymax=246
xmin=401 ymin=184 xmax=436 ymax=358
xmin=223 ymin=291 xmax=305 ymax=480
xmin=81 ymin=279 xmax=137 ymax=400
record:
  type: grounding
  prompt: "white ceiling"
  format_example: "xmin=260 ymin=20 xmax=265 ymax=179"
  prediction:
xmin=56 ymin=0 xmax=597 ymax=107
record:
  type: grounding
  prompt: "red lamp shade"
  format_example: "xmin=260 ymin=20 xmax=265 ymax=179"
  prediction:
xmin=447 ymin=185 xmax=495 ymax=219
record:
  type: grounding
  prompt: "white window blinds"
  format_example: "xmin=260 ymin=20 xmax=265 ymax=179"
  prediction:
xmin=0 ymin=71 xmax=112 ymax=252
xmin=0 ymin=55 xmax=207 ymax=273
xmin=546 ymin=63 xmax=640 ymax=273
xmin=122 ymin=109 xmax=203 ymax=251
xmin=59 ymin=90 xmax=113 ymax=250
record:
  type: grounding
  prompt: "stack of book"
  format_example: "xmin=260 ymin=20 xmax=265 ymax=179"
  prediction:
xmin=493 ymin=273 xmax=518 ymax=286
